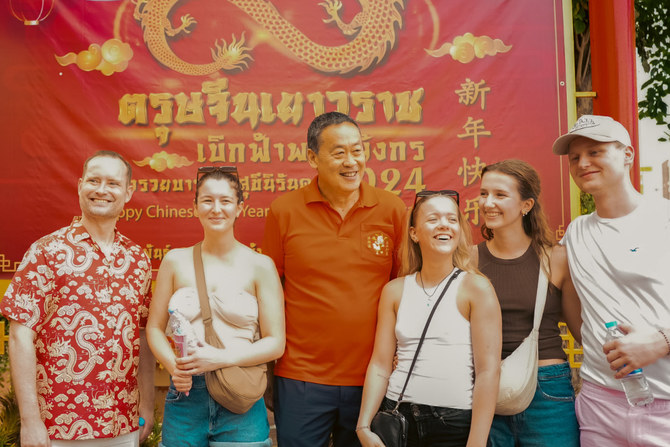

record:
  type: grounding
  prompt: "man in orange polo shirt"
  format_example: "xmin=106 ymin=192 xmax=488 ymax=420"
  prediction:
xmin=263 ymin=112 xmax=407 ymax=446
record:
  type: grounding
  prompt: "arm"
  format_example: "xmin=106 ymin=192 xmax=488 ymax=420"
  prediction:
xmin=356 ymin=279 xmax=403 ymax=447
xmin=145 ymin=251 xmax=192 ymax=392
xmin=463 ymin=274 xmax=502 ymax=447
xmin=177 ymin=253 xmax=285 ymax=372
xmin=551 ymin=245 xmax=582 ymax=344
xmin=9 ymin=321 xmax=51 ymax=447
xmin=137 ymin=329 xmax=155 ymax=443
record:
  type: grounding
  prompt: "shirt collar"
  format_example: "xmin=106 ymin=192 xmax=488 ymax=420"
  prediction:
xmin=304 ymin=176 xmax=380 ymax=209
xmin=68 ymin=216 xmax=129 ymax=248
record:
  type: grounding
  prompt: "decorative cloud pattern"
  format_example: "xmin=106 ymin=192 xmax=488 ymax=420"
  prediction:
xmin=426 ymin=33 xmax=512 ymax=63
xmin=134 ymin=151 xmax=193 ymax=172
xmin=55 ymin=39 xmax=133 ymax=75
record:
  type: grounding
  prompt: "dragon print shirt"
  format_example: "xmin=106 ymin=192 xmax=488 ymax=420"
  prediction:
xmin=1 ymin=218 xmax=152 ymax=440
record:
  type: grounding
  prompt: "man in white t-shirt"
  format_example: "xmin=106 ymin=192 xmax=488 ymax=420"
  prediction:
xmin=553 ymin=115 xmax=670 ymax=447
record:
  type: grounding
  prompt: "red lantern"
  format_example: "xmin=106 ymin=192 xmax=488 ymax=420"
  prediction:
xmin=10 ymin=0 xmax=55 ymax=25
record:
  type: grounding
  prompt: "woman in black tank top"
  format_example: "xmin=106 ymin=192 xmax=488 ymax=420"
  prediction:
xmin=476 ymin=159 xmax=581 ymax=447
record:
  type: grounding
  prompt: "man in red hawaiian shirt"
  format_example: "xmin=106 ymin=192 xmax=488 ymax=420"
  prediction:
xmin=1 ymin=151 xmax=155 ymax=446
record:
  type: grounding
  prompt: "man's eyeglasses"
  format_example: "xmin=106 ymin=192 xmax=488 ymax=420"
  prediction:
xmin=197 ymin=166 xmax=239 ymax=183
xmin=413 ymin=189 xmax=460 ymax=207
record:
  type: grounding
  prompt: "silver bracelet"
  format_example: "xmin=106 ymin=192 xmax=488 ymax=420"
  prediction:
xmin=355 ymin=425 xmax=370 ymax=432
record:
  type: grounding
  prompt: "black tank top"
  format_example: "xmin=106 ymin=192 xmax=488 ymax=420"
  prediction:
xmin=478 ymin=242 xmax=566 ymax=360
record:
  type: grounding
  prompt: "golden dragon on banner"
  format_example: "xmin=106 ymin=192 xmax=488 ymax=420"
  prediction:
xmin=134 ymin=0 xmax=405 ymax=76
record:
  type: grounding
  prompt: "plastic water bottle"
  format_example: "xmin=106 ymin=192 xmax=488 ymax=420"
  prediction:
xmin=604 ymin=321 xmax=654 ymax=407
xmin=167 ymin=309 xmax=199 ymax=357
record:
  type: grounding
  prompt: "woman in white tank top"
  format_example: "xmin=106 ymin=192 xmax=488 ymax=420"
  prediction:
xmin=357 ymin=191 xmax=502 ymax=447
xmin=146 ymin=167 xmax=285 ymax=446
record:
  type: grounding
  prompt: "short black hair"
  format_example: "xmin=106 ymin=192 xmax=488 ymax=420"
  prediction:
xmin=307 ymin=112 xmax=360 ymax=154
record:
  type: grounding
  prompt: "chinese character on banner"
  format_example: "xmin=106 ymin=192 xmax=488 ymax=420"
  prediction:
xmin=457 ymin=156 xmax=486 ymax=187
xmin=457 ymin=117 xmax=491 ymax=149
xmin=455 ymin=78 xmax=490 ymax=110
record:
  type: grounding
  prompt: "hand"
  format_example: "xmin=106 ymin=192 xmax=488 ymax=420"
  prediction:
xmin=20 ymin=419 xmax=51 ymax=447
xmin=603 ymin=324 xmax=668 ymax=378
xmin=357 ymin=428 xmax=385 ymax=447
xmin=171 ymin=366 xmax=193 ymax=393
xmin=175 ymin=343 xmax=230 ymax=375
xmin=138 ymin=409 xmax=155 ymax=444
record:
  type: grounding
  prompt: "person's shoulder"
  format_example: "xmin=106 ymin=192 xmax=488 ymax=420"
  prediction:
xmin=268 ymin=187 xmax=307 ymax=212
xmin=159 ymin=246 xmax=193 ymax=268
xmin=238 ymin=243 xmax=276 ymax=269
xmin=381 ymin=275 xmax=405 ymax=303
xmin=367 ymin=184 xmax=405 ymax=208
xmin=28 ymin=225 xmax=70 ymax=252
xmin=460 ymin=270 xmax=495 ymax=296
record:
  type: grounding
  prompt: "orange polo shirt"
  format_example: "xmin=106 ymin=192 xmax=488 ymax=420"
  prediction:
xmin=263 ymin=178 xmax=407 ymax=386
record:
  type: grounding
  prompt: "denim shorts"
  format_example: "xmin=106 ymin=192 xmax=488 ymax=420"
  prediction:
xmin=160 ymin=374 xmax=271 ymax=447
xmin=488 ymin=362 xmax=579 ymax=447
xmin=381 ymin=397 xmax=472 ymax=447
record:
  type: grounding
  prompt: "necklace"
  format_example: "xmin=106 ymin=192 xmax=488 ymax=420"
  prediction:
xmin=418 ymin=269 xmax=453 ymax=299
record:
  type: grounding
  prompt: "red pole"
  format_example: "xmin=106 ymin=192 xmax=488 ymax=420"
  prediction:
xmin=589 ymin=0 xmax=640 ymax=189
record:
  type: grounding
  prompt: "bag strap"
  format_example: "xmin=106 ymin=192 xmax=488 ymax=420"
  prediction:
xmin=531 ymin=254 xmax=550 ymax=331
xmin=193 ymin=242 xmax=223 ymax=348
xmin=395 ymin=269 xmax=463 ymax=409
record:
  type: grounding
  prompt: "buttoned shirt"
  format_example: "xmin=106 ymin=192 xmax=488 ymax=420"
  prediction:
xmin=0 ymin=218 xmax=152 ymax=440
xmin=262 ymin=178 xmax=407 ymax=385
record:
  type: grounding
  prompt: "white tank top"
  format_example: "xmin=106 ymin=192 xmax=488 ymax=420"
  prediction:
xmin=386 ymin=270 xmax=473 ymax=409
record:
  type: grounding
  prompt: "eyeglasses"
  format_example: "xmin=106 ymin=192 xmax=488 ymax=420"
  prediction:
xmin=197 ymin=166 xmax=239 ymax=183
xmin=413 ymin=189 xmax=460 ymax=207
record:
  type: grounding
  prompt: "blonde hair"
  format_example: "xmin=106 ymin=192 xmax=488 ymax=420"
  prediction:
xmin=400 ymin=194 xmax=478 ymax=276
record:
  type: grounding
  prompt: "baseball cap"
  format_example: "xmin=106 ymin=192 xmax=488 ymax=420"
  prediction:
xmin=552 ymin=115 xmax=632 ymax=155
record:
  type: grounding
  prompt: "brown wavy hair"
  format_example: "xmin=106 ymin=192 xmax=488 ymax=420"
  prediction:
xmin=480 ymin=159 xmax=554 ymax=266
xmin=400 ymin=194 xmax=477 ymax=276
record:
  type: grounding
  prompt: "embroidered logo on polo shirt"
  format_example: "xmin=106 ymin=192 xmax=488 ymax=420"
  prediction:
xmin=368 ymin=232 xmax=391 ymax=257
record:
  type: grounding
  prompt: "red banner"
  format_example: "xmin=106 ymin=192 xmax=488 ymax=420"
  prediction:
xmin=1 ymin=0 xmax=572 ymax=274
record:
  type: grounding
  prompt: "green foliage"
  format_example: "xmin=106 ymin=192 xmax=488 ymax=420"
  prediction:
xmin=140 ymin=409 xmax=163 ymax=447
xmin=572 ymin=0 xmax=589 ymax=34
xmin=580 ymin=191 xmax=596 ymax=215
xmin=0 ymin=387 xmax=20 ymax=447
xmin=573 ymin=0 xmax=670 ymax=142
xmin=635 ymin=0 xmax=670 ymax=142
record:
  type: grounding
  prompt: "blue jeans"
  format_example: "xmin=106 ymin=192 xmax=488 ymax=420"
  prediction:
xmin=273 ymin=377 xmax=362 ymax=447
xmin=381 ymin=397 xmax=472 ymax=447
xmin=160 ymin=375 xmax=271 ymax=447
xmin=488 ymin=362 xmax=580 ymax=447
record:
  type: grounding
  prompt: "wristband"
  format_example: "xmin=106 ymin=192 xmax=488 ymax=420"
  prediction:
xmin=355 ymin=425 xmax=370 ymax=432
xmin=660 ymin=329 xmax=670 ymax=356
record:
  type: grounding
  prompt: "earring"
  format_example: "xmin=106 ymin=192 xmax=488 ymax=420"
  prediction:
xmin=523 ymin=211 xmax=528 ymax=216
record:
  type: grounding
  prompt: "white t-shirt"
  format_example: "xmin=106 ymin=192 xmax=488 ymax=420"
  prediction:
xmin=561 ymin=196 xmax=670 ymax=399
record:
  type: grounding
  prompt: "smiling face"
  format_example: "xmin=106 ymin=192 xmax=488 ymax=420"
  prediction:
xmin=307 ymin=122 xmax=365 ymax=199
xmin=78 ymin=156 xmax=133 ymax=223
xmin=479 ymin=170 xmax=533 ymax=233
xmin=567 ymin=136 xmax=633 ymax=196
xmin=409 ymin=195 xmax=462 ymax=256
xmin=194 ymin=177 xmax=242 ymax=233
